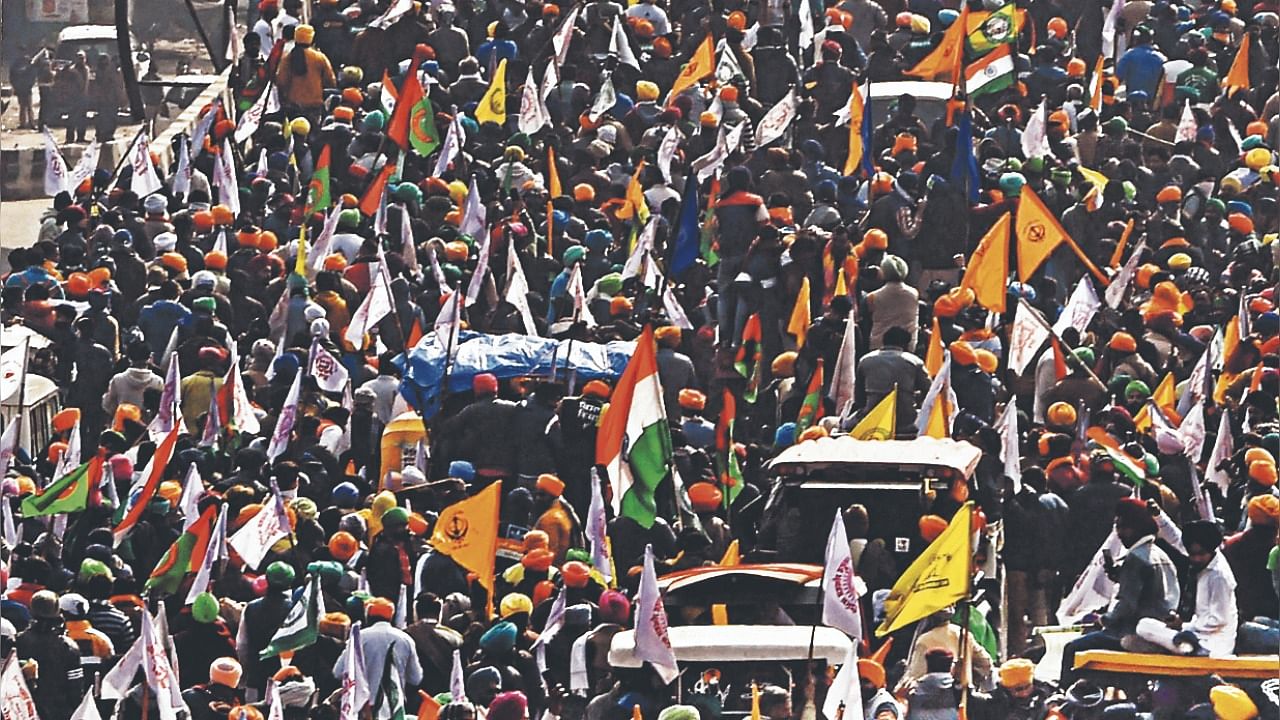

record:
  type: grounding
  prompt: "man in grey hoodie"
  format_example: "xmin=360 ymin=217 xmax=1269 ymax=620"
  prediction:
xmin=102 ymin=342 xmax=164 ymax=420
xmin=905 ymin=648 xmax=960 ymax=720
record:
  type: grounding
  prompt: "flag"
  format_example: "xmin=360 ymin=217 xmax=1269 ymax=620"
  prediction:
xmin=998 ymin=403 xmax=1021 ymax=492
xmin=1206 ymin=409 xmax=1234 ymax=493
xmin=596 ymin=326 xmax=673 ymax=529
xmin=430 ymin=481 xmax=501 ymax=605
xmin=796 ymin=358 xmax=825 ymax=432
xmin=787 ymin=277 xmax=812 ymax=348
xmin=218 ymin=340 xmax=260 ymax=435
xmin=586 ymin=75 xmax=617 ymax=123
xmin=262 ymin=571 xmax=326 ymax=658
xmin=306 ymin=145 xmax=332 ymax=214
xmin=212 ymin=139 xmax=241 ymax=217
xmin=310 ymin=339 xmax=350 ymax=392
xmin=121 ymin=131 xmax=164 ymax=196
xmin=829 ymin=317 xmax=858 ymax=419
xmin=551 ymin=6 xmax=579 ymax=67
xmin=235 ymin=85 xmax=279 ymax=143
xmin=1007 ymin=298 xmax=1051 ymax=375
xmin=185 ymin=506 xmax=227 ymax=603
xmin=504 ymin=236 xmax=538 ymax=335
xmin=755 ymin=88 xmax=799 ymax=147
xmin=1101 ymin=0 xmax=1124 ymax=58
xmin=141 ymin=609 xmax=189 ymax=720
xmin=692 ymin=122 xmax=744 ymax=182
xmin=617 ymin=160 xmax=650 ymax=222
xmin=1020 ymin=99 xmax=1050 ymax=161
xmin=375 ymin=646 xmax=407 ymax=720
xmin=229 ymin=493 xmax=290 ymax=569
xmin=568 ymin=264 xmax=594 ymax=327
xmin=1222 ymin=33 xmax=1250 ymax=95
xmin=0 ymin=336 xmax=28 ymax=405
xmin=70 ymin=139 xmax=100 ymax=193
xmin=115 ymin=426 xmax=181 ymax=544
xmin=822 ymin=511 xmax=864 ymax=639
xmin=950 ymin=106 xmax=980 ymax=203
xmin=1016 ymin=184 xmax=1067 ymax=281
xmin=878 ymin=503 xmax=973 ymax=635
xmin=146 ymin=504 xmax=217 ymax=595
xmin=266 ymin=370 xmax=303 ymax=461
xmin=666 ymin=35 xmax=715 ymax=103
xmin=418 ymin=692 xmax=441 ymax=720
xmin=850 ymin=388 xmax=896 ymax=441
xmin=610 ymin=17 xmax=640 ymax=69
xmin=1135 ymin=373 xmax=1178 ymax=430
xmin=69 ymin=688 xmax=102 ymax=720
xmin=797 ymin=0 xmax=815 ymax=59
xmin=657 ymin=125 xmax=681 ymax=184
xmin=735 ymin=313 xmax=764 ymax=403
xmin=19 ymin=457 xmax=98 ymax=517
xmin=965 ymin=44 xmax=1015 ymax=99
xmin=663 ymin=284 xmax=694 ymax=330
xmin=635 ymin=544 xmax=679 ymax=683
xmin=346 ymin=260 xmax=395 ymax=346
xmin=386 ymin=55 xmax=421 ymax=147
xmin=716 ymin=389 xmax=745 ymax=506
xmin=148 ymin=350 xmax=182 ymax=439
xmin=1054 ymin=276 xmax=1101 ymax=336
xmin=905 ymin=4 xmax=966 ymax=81
xmin=43 ymin=128 xmax=69 ymax=196
xmin=1090 ymin=55 xmax=1106 ymax=110
xmin=1106 ymin=240 xmax=1146 ymax=309
xmin=459 ymin=175 xmax=486 ymax=243
xmin=406 ymin=85 xmax=439 ymax=157
xmin=917 ymin=355 xmax=957 ymax=438
xmin=518 ymin=67 xmax=550 ymax=135
xmin=669 ymin=173 xmax=702 ymax=278
xmin=1 ymin=651 xmax=40 ymax=720
xmin=586 ymin=468 xmax=613 ymax=586
xmin=475 ymin=59 xmax=509 ymax=126
xmin=967 ymin=2 xmax=1017 ymax=54
xmin=433 ymin=114 xmax=464 ymax=176
xmin=823 ymin=648 xmax=865 ymax=720
xmin=339 ymin=623 xmax=370 ymax=720
xmin=360 ymin=161 xmax=396 ymax=217
xmin=1175 ymin=100 xmax=1197 ymax=143
xmin=961 ymin=212 xmax=1010 ymax=312
xmin=449 ymin=650 xmax=466 ymax=702
xmin=719 ymin=539 xmax=741 ymax=566
xmin=532 ymin=588 xmax=568 ymax=671
xmin=0 ymin=416 xmax=20 ymax=491
xmin=842 ymin=81 xmax=872 ymax=176
xmin=1086 ymin=427 xmax=1147 ymax=485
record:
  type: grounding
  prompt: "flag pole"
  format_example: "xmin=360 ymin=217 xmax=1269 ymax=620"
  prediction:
xmin=957 ymin=503 xmax=975 ymax=720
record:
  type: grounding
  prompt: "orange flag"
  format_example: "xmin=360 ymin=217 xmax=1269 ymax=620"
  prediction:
xmin=924 ymin=317 xmax=944 ymax=377
xmin=359 ymin=160 xmax=396 ymax=217
xmin=386 ymin=56 xmax=423 ymax=148
xmin=1109 ymin=218 xmax=1135 ymax=269
xmin=666 ymin=35 xmax=715 ymax=104
xmin=1016 ymin=186 xmax=1109 ymax=284
xmin=1222 ymin=33 xmax=1250 ymax=95
xmin=905 ymin=4 xmax=968 ymax=81
xmin=960 ymin=212 xmax=1010 ymax=313
xmin=842 ymin=82 xmax=867 ymax=175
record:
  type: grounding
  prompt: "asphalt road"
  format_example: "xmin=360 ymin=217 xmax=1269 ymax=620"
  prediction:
xmin=0 ymin=198 xmax=51 ymax=274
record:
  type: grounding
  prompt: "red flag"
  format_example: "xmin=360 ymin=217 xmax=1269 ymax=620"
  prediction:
xmin=1051 ymin=337 xmax=1068 ymax=381
xmin=114 ymin=426 xmax=181 ymax=543
xmin=360 ymin=161 xmax=396 ymax=217
xmin=386 ymin=56 xmax=425 ymax=149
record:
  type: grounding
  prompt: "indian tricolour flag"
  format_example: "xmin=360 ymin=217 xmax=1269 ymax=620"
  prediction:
xmin=596 ymin=326 xmax=672 ymax=529
xmin=965 ymin=44 xmax=1014 ymax=98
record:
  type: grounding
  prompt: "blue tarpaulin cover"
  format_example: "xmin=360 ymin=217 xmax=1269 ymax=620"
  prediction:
xmin=396 ymin=331 xmax=635 ymax=418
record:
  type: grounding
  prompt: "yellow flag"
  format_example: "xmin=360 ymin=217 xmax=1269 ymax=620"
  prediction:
xmin=842 ymin=83 xmax=866 ymax=176
xmin=666 ymin=35 xmax=715 ymax=104
xmin=788 ymin=277 xmax=812 ymax=349
xmin=877 ymin=503 xmax=973 ymax=635
xmin=1089 ymin=55 xmax=1106 ymax=111
xmin=430 ymin=481 xmax=501 ymax=606
xmin=719 ymin=539 xmax=741 ymax=566
xmin=924 ymin=317 xmax=944 ymax=377
xmin=960 ymin=212 xmax=1010 ymax=313
xmin=1134 ymin=372 xmax=1181 ymax=431
xmin=294 ymin=223 xmax=308 ymax=277
xmin=1223 ymin=33 xmax=1250 ymax=94
xmin=751 ymin=684 xmax=761 ymax=720
xmin=904 ymin=4 xmax=968 ymax=82
xmin=834 ymin=268 xmax=848 ymax=298
xmin=1016 ymin=185 xmax=1070 ymax=281
xmin=475 ymin=59 xmax=509 ymax=126
xmin=617 ymin=160 xmax=650 ymax=222
xmin=923 ymin=390 xmax=950 ymax=439
xmin=851 ymin=387 xmax=897 ymax=440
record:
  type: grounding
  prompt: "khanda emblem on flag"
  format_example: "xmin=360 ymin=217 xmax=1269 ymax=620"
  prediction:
xmin=443 ymin=512 xmax=470 ymax=544
xmin=916 ymin=548 xmax=960 ymax=591
xmin=486 ymin=88 xmax=505 ymax=118
xmin=1026 ymin=222 xmax=1047 ymax=243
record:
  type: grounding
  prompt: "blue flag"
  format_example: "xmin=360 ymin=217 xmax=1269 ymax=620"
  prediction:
xmin=860 ymin=85 xmax=874 ymax=177
xmin=950 ymin=108 xmax=980 ymax=204
xmin=670 ymin=173 xmax=702 ymax=277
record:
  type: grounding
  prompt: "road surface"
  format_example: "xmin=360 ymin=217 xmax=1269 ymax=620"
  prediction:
xmin=0 ymin=198 xmax=52 ymax=274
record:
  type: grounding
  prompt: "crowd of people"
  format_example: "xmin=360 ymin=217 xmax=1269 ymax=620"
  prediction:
xmin=2 ymin=0 xmax=1279 ymax=718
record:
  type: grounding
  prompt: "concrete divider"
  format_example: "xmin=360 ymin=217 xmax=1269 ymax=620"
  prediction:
xmin=0 ymin=66 xmax=230 ymax=202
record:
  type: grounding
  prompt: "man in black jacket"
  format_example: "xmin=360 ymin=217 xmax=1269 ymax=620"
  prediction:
xmin=15 ymin=590 xmax=84 ymax=720
xmin=237 ymin=561 xmax=295 ymax=695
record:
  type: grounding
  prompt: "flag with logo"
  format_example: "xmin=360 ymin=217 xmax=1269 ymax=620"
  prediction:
xmin=20 ymin=457 xmax=99 ymax=517
xmin=965 ymin=44 xmax=1014 ymax=97
xmin=262 ymin=571 xmax=326 ymax=658
xmin=635 ymin=544 xmax=679 ymax=683
xmin=475 ymin=58 xmax=509 ymax=126
xmin=430 ymin=481 xmax=501 ymax=606
xmin=44 ymin=129 xmax=69 ymax=196
xmin=1 ymin=651 xmax=40 ymax=720
xmin=822 ymin=511 xmax=864 ymax=639
xmin=586 ymin=468 xmax=613 ymax=586
xmin=306 ymin=145 xmax=332 ymax=215
xmin=266 ymin=370 xmax=302 ymax=461
xmin=141 ymin=609 xmax=189 ymax=720
xmin=228 ymin=493 xmax=290 ymax=569
xmin=115 ymin=426 xmax=181 ymax=543
xmin=878 ymin=503 xmax=973 ymax=635
xmin=967 ymin=3 xmax=1019 ymax=54
xmin=667 ymin=35 xmax=715 ymax=103
xmin=850 ymin=388 xmax=896 ymax=441
xmin=339 ymin=623 xmax=370 ymax=720
xmin=345 ymin=259 xmax=394 ymax=347
xmin=597 ymin=326 xmax=673 ymax=529
xmin=146 ymin=504 xmax=217 ymax=595
xmin=755 ymin=88 xmax=799 ymax=147
xmin=796 ymin=359 xmax=825 ymax=432
xmin=309 ymin=339 xmax=350 ymax=392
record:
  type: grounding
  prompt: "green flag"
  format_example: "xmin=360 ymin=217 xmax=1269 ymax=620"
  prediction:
xmin=260 ymin=573 xmax=325 ymax=659
xmin=20 ymin=459 xmax=97 ymax=517
xmin=409 ymin=93 xmax=440 ymax=157
xmin=374 ymin=643 xmax=407 ymax=720
xmin=967 ymin=3 xmax=1018 ymax=54
xmin=306 ymin=144 xmax=332 ymax=215
xmin=145 ymin=505 xmax=216 ymax=595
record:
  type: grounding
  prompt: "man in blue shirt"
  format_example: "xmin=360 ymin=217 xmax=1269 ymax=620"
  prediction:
xmin=1116 ymin=28 xmax=1168 ymax=99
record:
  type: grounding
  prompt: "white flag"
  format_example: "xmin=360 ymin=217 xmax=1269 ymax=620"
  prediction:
xmin=266 ymin=371 xmax=302 ymax=462
xmin=149 ymin=353 xmax=182 ymax=442
xmin=828 ymin=316 xmax=857 ymax=419
xmin=1057 ymin=531 xmax=1123 ymax=624
xmin=172 ymin=135 xmax=193 ymax=197
xmin=610 ymin=18 xmax=640 ymax=69
xmin=1054 ymin=277 xmax=1101 ymax=336
xmin=433 ymin=115 xmax=464 ymax=177
xmin=1 ymin=652 xmax=40 ymax=720
xmin=400 ymin=206 xmax=420 ymax=279
xmin=2 ymin=491 xmax=17 ymax=547
xmin=568 ymin=263 xmax=596 ymax=328
xmin=754 ymin=88 xmax=799 ymax=147
xmin=229 ymin=493 xmax=290 ymax=569
xmin=186 ymin=506 xmax=227 ymax=603
xmin=235 ymin=86 xmax=279 ymax=143
xmin=449 ymin=649 xmax=467 ymax=701
xmin=102 ymin=633 xmax=144 ymax=699
xmin=0 ymin=342 xmax=26 ymax=401
xmin=693 ymin=123 xmax=744 ymax=182
xmin=225 ymin=340 xmax=261 ymax=434
xmin=518 ymin=67 xmax=551 ymax=136
xmin=622 ymin=218 xmax=658 ymax=281
xmin=52 ymin=419 xmax=80 ymax=481
xmin=1178 ymin=401 xmax=1207 ymax=464
xmin=70 ymin=141 xmax=100 ymax=193
xmin=662 ymin=284 xmax=694 ymax=331
xmin=309 ymin=206 xmax=344 ymax=278
xmin=309 ymin=339 xmax=350 ymax=392
xmin=1020 ymin=100 xmax=1051 ymax=160
xmin=434 ymin=291 xmax=463 ymax=346
xmin=587 ymin=75 xmax=617 ymax=124
xmin=70 ymin=687 xmax=102 ymax=720
xmin=552 ymin=7 xmax=580 ymax=68
xmin=190 ymin=99 xmax=219 ymax=158
xmin=504 ymin=237 xmax=538 ymax=335
xmin=822 ymin=511 xmax=864 ymax=639
xmin=532 ymin=588 xmax=568 ymax=672
xmin=1007 ymin=299 xmax=1051 ymax=376
xmin=141 ymin=609 xmax=189 ymax=720
xmin=1206 ymin=409 xmax=1234 ymax=493
xmin=266 ymin=681 xmax=285 ymax=720
xmin=127 ymin=131 xmax=165 ymax=196
xmin=215 ymin=138 xmax=241 ymax=216
xmin=586 ymin=468 xmax=612 ymax=584
xmin=1101 ymin=0 xmax=1125 ymax=58
xmin=1178 ymin=340 xmax=1213 ymax=416
xmin=43 ymin=128 xmax=69 ymax=196
xmin=199 ymin=381 xmax=221 ymax=449
xmin=465 ymin=236 xmax=492 ymax=309
xmin=459 ymin=175 xmax=487 ymax=241
xmin=797 ymin=0 xmax=815 ymax=63
xmin=539 ymin=60 xmax=560 ymax=105
xmin=916 ymin=354 xmax=958 ymax=437
xmin=635 ymin=544 xmax=679 ymax=684
xmin=179 ymin=463 xmax=204 ymax=530
xmin=1175 ymin=100 xmax=1197 ymax=143
xmin=657 ymin=126 xmax=681 ymax=184
xmin=339 ymin=623 xmax=370 ymax=720
xmin=369 ymin=0 xmax=413 ymax=28
xmin=1105 ymin=241 xmax=1147 ymax=309
xmin=345 ymin=260 xmax=395 ymax=346
xmin=822 ymin=647 xmax=864 ymax=720
xmin=998 ymin=403 xmax=1022 ymax=492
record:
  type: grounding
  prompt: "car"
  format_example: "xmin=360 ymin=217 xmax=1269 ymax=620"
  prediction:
xmin=43 ymin=25 xmax=150 ymax=125
xmin=863 ymin=80 xmax=953 ymax=129
xmin=758 ymin=436 xmax=983 ymax=564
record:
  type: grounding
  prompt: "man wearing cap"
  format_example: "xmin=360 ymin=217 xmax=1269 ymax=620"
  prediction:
xmin=59 ymin=592 xmax=114 ymax=679
xmin=1061 ymin=498 xmax=1180 ymax=684
xmin=16 ymin=590 xmax=84 ymax=720
xmin=368 ymin=506 xmax=416 ymax=601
